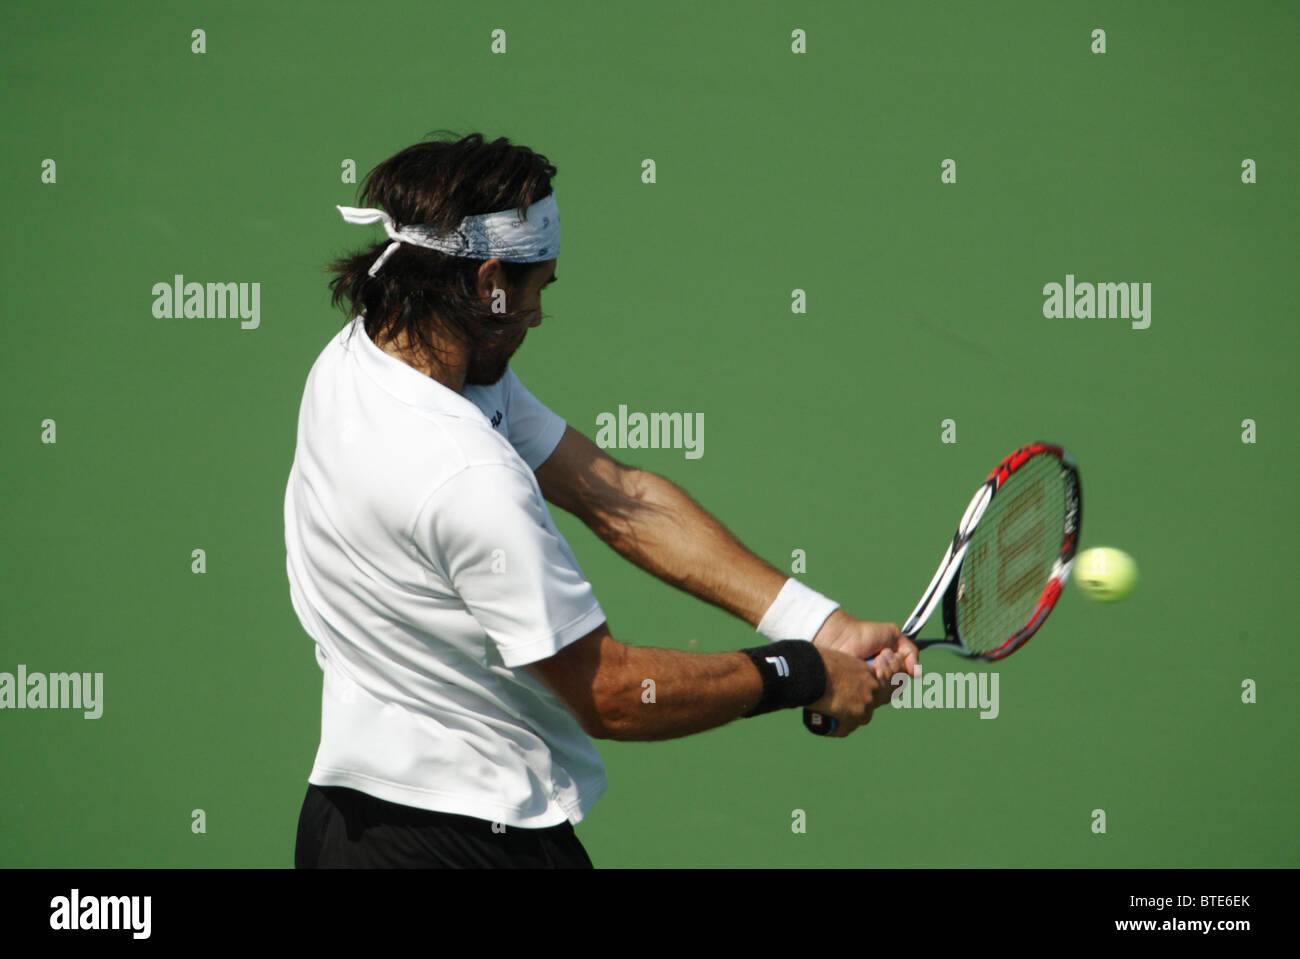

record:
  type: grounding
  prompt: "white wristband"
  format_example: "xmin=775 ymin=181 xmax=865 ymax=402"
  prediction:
xmin=756 ymin=578 xmax=840 ymax=642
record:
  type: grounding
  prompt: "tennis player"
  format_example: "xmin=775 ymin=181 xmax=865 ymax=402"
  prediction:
xmin=286 ymin=132 xmax=918 ymax=868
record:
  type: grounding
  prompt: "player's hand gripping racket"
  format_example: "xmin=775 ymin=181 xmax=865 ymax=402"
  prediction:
xmin=803 ymin=442 xmax=1082 ymax=735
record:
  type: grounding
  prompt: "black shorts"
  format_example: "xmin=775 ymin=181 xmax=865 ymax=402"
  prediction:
xmin=294 ymin=783 xmax=594 ymax=869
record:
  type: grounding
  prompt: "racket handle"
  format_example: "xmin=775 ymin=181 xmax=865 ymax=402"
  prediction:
xmin=803 ymin=708 xmax=837 ymax=735
xmin=802 ymin=653 xmax=879 ymax=736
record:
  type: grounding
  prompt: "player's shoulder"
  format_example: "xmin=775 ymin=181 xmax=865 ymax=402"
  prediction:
xmin=419 ymin=455 xmax=544 ymax=542
xmin=431 ymin=406 xmax=528 ymax=474
xmin=426 ymin=410 xmax=538 ymax=500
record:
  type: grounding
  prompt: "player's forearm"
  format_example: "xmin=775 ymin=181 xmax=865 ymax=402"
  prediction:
xmin=594 ymin=468 xmax=789 ymax=628
xmin=592 ymin=645 xmax=763 ymax=742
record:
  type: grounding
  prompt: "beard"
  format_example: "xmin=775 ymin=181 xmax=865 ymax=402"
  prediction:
xmin=463 ymin=330 xmax=525 ymax=386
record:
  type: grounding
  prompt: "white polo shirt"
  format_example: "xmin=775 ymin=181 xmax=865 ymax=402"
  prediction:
xmin=284 ymin=316 xmax=608 ymax=827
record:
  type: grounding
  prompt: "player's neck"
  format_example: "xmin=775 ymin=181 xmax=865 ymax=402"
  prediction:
xmin=372 ymin=329 xmax=468 ymax=393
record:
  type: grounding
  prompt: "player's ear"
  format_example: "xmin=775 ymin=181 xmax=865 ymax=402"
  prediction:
xmin=475 ymin=258 xmax=510 ymax=299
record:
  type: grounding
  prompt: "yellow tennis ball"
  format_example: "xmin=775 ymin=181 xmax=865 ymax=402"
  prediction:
xmin=1073 ymin=547 xmax=1138 ymax=602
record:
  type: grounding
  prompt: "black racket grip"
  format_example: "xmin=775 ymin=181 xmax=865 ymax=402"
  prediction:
xmin=803 ymin=708 xmax=837 ymax=735
xmin=803 ymin=652 xmax=882 ymax=736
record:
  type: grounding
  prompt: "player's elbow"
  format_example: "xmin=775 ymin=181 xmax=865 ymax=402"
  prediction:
xmin=583 ymin=465 xmax=655 ymax=549
xmin=579 ymin=712 xmax=621 ymax=741
xmin=585 ymin=702 xmax=639 ymax=741
xmin=563 ymin=692 xmax=631 ymax=742
xmin=570 ymin=695 xmax=617 ymax=740
xmin=586 ymin=656 xmax=642 ymax=741
xmin=527 ymin=624 xmax=639 ymax=741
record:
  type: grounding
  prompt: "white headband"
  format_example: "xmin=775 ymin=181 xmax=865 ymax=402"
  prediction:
xmin=337 ymin=191 xmax=560 ymax=277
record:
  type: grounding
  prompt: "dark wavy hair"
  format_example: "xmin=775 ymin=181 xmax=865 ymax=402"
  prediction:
xmin=327 ymin=131 xmax=557 ymax=367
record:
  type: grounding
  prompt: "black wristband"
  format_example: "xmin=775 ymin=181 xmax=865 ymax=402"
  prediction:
xmin=739 ymin=640 xmax=827 ymax=717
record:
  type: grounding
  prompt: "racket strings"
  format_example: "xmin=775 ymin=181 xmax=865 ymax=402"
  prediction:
xmin=956 ymin=454 xmax=1067 ymax=654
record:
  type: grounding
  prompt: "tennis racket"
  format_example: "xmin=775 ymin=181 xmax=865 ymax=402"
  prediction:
xmin=803 ymin=442 xmax=1081 ymax=735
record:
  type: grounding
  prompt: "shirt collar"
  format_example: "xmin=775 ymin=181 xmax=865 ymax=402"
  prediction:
xmin=342 ymin=315 xmax=488 ymax=420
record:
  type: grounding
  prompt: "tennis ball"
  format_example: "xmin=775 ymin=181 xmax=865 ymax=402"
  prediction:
xmin=1073 ymin=547 xmax=1138 ymax=602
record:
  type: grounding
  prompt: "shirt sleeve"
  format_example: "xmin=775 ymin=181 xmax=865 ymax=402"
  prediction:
xmin=415 ymin=461 xmax=606 ymax=668
xmin=504 ymin=368 xmax=567 ymax=470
